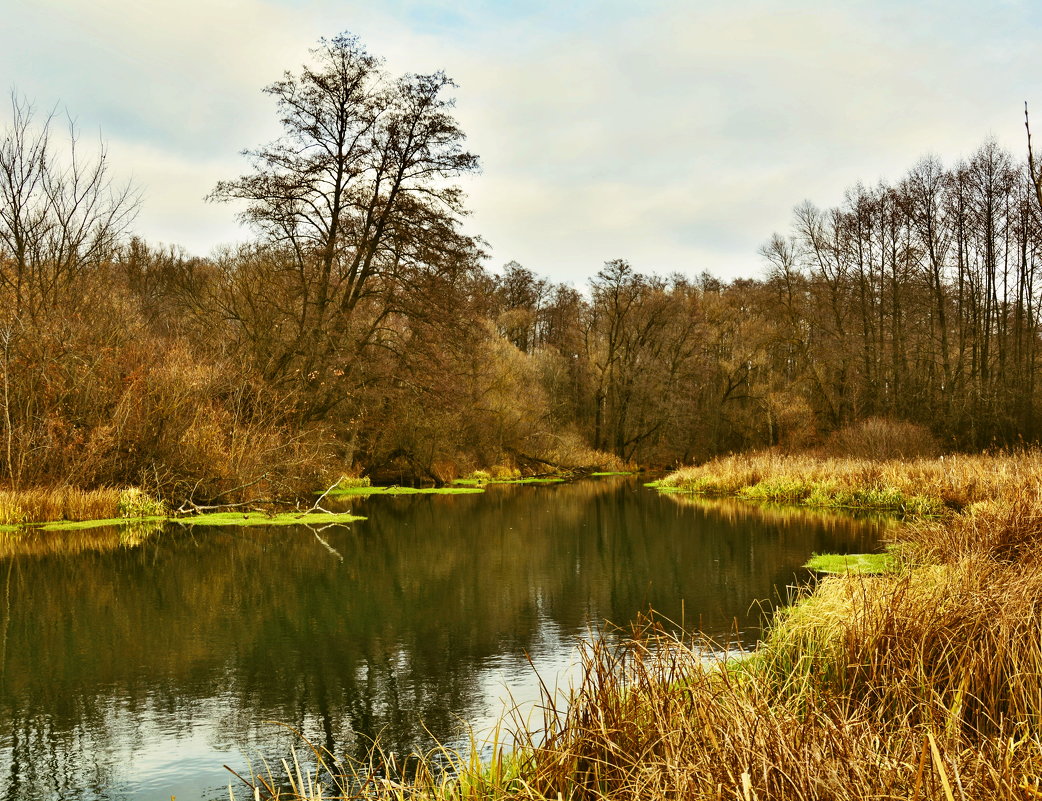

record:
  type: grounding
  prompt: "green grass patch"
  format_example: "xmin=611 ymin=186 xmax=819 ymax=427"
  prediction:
xmin=451 ymin=477 xmax=565 ymax=486
xmin=327 ymin=485 xmax=485 ymax=496
xmin=661 ymin=475 xmax=943 ymax=517
xmin=591 ymin=471 xmax=636 ymax=476
xmin=33 ymin=510 xmax=368 ymax=530
xmin=39 ymin=516 xmax=167 ymax=532
xmin=804 ymin=552 xmax=896 ymax=575
xmin=175 ymin=511 xmax=365 ymax=526
xmin=676 ymin=475 xmax=735 ymax=494
xmin=737 ymin=478 xmax=811 ymax=503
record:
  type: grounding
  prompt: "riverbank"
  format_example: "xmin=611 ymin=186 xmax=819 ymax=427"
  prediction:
xmin=0 ymin=467 xmax=594 ymax=530
xmin=652 ymin=450 xmax=1042 ymax=515
xmin=242 ymin=451 xmax=1042 ymax=800
xmin=0 ymin=485 xmax=365 ymax=532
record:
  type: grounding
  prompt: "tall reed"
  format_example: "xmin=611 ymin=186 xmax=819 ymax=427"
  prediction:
xmin=659 ymin=450 xmax=1042 ymax=512
xmin=0 ymin=487 xmax=122 ymax=524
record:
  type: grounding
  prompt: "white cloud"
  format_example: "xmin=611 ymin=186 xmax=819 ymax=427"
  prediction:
xmin=3 ymin=0 xmax=1041 ymax=280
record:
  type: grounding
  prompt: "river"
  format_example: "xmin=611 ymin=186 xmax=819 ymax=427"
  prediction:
xmin=0 ymin=477 xmax=886 ymax=800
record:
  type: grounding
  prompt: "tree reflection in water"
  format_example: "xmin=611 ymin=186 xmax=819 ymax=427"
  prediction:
xmin=0 ymin=478 xmax=884 ymax=800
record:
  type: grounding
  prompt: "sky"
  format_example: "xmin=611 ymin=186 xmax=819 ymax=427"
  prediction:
xmin=3 ymin=0 xmax=1041 ymax=284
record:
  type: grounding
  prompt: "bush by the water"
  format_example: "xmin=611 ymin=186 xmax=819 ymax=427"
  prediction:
xmin=824 ymin=417 xmax=941 ymax=460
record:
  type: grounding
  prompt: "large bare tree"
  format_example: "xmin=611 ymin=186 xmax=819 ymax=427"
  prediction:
xmin=210 ymin=33 xmax=480 ymax=397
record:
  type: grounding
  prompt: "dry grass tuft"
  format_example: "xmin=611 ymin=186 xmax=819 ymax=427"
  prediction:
xmin=659 ymin=450 xmax=1042 ymax=513
xmin=0 ymin=486 xmax=122 ymax=524
xmin=516 ymin=626 xmax=1042 ymax=801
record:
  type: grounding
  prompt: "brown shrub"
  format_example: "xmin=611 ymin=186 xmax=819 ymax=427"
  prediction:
xmin=825 ymin=417 xmax=942 ymax=460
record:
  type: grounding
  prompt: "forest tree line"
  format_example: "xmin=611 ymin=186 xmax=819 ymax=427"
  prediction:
xmin=2 ymin=33 xmax=1042 ymax=501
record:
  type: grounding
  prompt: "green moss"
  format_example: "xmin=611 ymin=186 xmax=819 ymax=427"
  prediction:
xmin=804 ymin=552 xmax=896 ymax=575
xmin=39 ymin=516 xmax=167 ymax=532
xmin=327 ymin=485 xmax=485 ymax=496
xmin=591 ymin=471 xmax=636 ymax=476
xmin=175 ymin=511 xmax=365 ymax=526
xmin=452 ymin=476 xmax=565 ymax=486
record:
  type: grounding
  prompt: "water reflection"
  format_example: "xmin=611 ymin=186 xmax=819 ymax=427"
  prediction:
xmin=0 ymin=478 xmax=884 ymax=800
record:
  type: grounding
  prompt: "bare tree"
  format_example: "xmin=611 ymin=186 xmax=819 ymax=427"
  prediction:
xmin=210 ymin=33 xmax=480 ymax=395
xmin=0 ymin=93 xmax=138 ymax=315
xmin=1028 ymin=103 xmax=1042 ymax=217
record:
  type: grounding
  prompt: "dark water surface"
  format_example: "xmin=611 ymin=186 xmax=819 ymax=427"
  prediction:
xmin=0 ymin=478 xmax=886 ymax=800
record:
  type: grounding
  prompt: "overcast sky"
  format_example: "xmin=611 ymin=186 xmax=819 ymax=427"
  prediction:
xmin=3 ymin=0 xmax=1041 ymax=284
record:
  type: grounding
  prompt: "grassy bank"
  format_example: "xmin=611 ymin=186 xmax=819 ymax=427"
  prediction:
xmin=328 ymin=485 xmax=486 ymax=496
xmin=0 ymin=486 xmax=166 ymax=529
xmin=0 ymin=485 xmax=364 ymax=532
xmin=232 ymin=450 xmax=1042 ymax=800
xmin=651 ymin=450 xmax=1042 ymax=516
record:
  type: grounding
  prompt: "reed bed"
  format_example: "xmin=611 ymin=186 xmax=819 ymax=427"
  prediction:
xmin=657 ymin=450 xmax=1042 ymax=513
xmin=237 ymin=451 xmax=1042 ymax=800
xmin=0 ymin=486 xmax=122 ymax=525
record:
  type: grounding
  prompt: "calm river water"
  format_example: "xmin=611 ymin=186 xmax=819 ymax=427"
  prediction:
xmin=0 ymin=477 xmax=886 ymax=800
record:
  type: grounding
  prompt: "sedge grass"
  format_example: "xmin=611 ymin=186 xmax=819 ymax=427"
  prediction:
xmin=656 ymin=450 xmax=1042 ymax=515
xmin=0 ymin=486 xmax=123 ymax=525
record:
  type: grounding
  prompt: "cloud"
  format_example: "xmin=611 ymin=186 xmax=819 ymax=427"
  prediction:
xmin=3 ymin=0 xmax=1041 ymax=279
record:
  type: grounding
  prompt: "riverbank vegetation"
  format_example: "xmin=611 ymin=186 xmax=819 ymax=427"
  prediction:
xmin=655 ymin=445 xmax=1042 ymax=515
xmin=802 ymin=551 xmax=895 ymax=574
xmin=1 ymin=33 xmax=1042 ymax=512
xmin=0 ymin=483 xmax=366 ymax=530
xmin=230 ymin=454 xmax=1042 ymax=800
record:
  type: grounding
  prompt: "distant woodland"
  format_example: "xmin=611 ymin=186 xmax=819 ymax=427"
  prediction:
xmin=2 ymin=33 xmax=1042 ymax=501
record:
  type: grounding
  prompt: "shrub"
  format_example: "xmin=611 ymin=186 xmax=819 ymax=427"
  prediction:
xmin=334 ymin=475 xmax=371 ymax=489
xmin=117 ymin=487 xmax=166 ymax=518
xmin=824 ymin=417 xmax=941 ymax=460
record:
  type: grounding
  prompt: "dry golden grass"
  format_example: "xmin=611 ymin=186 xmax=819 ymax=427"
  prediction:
xmin=512 ymin=627 xmax=1042 ymax=801
xmin=0 ymin=486 xmax=122 ymax=525
xmin=659 ymin=450 xmax=1042 ymax=512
